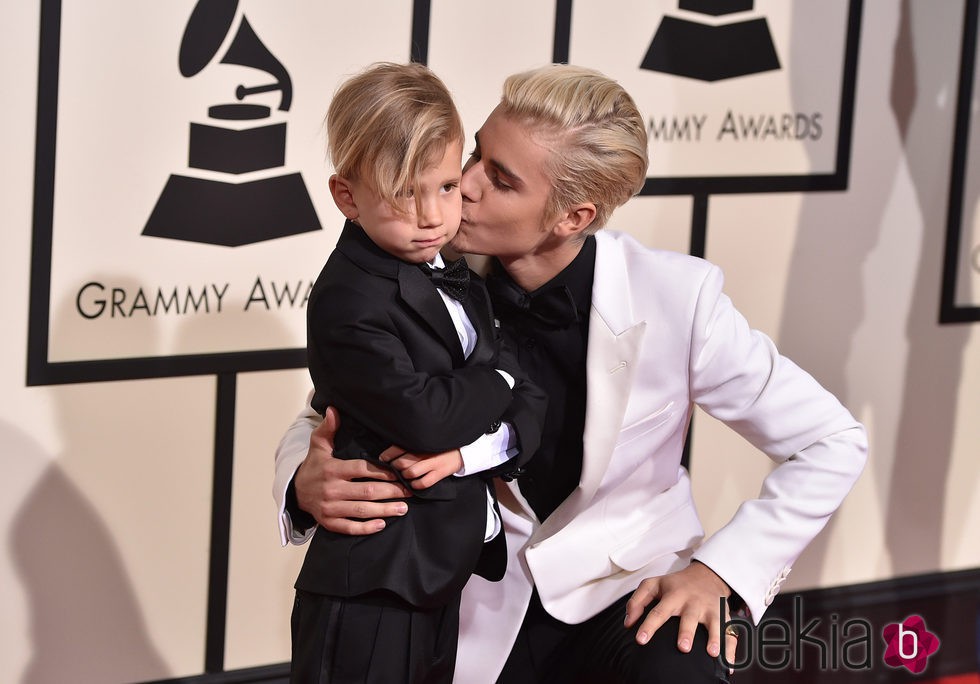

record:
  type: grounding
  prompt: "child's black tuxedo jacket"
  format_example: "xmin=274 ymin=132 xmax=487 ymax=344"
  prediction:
xmin=296 ymin=221 xmax=546 ymax=608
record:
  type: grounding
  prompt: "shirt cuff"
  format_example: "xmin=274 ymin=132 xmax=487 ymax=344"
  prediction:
xmin=457 ymin=422 xmax=517 ymax=476
xmin=278 ymin=475 xmax=317 ymax=546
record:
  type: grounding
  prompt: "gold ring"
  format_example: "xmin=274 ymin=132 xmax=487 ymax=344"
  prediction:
xmin=725 ymin=626 xmax=739 ymax=638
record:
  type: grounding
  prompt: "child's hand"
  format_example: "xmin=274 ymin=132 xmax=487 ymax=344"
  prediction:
xmin=381 ymin=449 xmax=463 ymax=489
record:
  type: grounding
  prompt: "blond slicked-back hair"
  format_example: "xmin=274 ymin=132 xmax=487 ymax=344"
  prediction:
xmin=499 ymin=64 xmax=648 ymax=233
xmin=327 ymin=62 xmax=463 ymax=211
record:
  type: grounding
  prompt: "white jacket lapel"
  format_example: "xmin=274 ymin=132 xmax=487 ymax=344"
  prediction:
xmin=580 ymin=312 xmax=645 ymax=496
xmin=530 ymin=232 xmax=646 ymax=542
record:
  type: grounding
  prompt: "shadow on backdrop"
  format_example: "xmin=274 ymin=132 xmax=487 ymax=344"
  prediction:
xmin=10 ymin=278 xmax=170 ymax=683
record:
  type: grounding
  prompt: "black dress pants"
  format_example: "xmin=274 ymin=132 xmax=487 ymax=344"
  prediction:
xmin=497 ymin=589 xmax=732 ymax=684
xmin=290 ymin=589 xmax=460 ymax=684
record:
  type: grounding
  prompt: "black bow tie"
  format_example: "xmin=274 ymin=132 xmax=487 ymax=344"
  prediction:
xmin=488 ymin=275 xmax=580 ymax=329
xmin=418 ymin=258 xmax=470 ymax=302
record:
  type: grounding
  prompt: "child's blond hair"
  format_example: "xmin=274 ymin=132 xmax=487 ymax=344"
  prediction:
xmin=327 ymin=62 xmax=463 ymax=211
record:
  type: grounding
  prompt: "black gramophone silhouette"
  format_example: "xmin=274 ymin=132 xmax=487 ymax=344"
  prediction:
xmin=640 ymin=0 xmax=780 ymax=82
xmin=144 ymin=0 xmax=321 ymax=246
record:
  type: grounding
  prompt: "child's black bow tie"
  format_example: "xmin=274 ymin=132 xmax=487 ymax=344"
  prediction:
xmin=418 ymin=258 xmax=470 ymax=302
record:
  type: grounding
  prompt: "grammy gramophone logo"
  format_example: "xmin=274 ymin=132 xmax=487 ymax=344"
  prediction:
xmin=144 ymin=0 xmax=321 ymax=247
xmin=641 ymin=0 xmax=781 ymax=82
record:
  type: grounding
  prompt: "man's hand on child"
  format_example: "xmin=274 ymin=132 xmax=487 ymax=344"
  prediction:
xmin=295 ymin=407 xmax=412 ymax=535
xmin=381 ymin=449 xmax=464 ymax=489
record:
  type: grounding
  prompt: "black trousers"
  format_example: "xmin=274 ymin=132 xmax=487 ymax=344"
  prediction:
xmin=497 ymin=589 xmax=733 ymax=684
xmin=290 ymin=590 xmax=460 ymax=684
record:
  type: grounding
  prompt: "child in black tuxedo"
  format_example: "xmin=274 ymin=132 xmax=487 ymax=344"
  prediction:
xmin=291 ymin=62 xmax=546 ymax=684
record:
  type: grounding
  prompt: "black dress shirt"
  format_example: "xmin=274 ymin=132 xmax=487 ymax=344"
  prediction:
xmin=487 ymin=236 xmax=596 ymax=522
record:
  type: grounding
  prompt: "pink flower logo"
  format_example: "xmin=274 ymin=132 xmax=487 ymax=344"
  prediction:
xmin=881 ymin=615 xmax=940 ymax=674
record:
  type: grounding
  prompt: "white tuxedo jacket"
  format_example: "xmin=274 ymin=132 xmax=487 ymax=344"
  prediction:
xmin=274 ymin=230 xmax=867 ymax=683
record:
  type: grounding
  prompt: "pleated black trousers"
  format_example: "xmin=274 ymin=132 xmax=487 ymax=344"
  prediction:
xmin=290 ymin=589 xmax=461 ymax=684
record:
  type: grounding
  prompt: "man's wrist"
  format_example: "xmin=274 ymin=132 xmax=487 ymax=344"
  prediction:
xmin=690 ymin=559 xmax=749 ymax=618
xmin=692 ymin=559 xmax=732 ymax=597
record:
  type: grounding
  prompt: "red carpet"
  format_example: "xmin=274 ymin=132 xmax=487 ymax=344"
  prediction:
xmin=923 ymin=675 xmax=980 ymax=684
